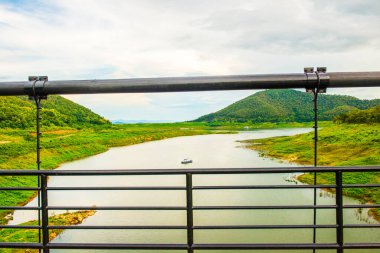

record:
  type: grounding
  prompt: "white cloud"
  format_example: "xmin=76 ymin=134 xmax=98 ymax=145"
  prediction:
xmin=0 ymin=0 xmax=379 ymax=121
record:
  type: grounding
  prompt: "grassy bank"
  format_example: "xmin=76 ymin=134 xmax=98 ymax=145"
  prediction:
xmin=243 ymin=123 xmax=380 ymax=220
xmin=0 ymin=210 xmax=96 ymax=253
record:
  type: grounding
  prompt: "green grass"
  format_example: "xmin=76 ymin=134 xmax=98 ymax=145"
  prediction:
xmin=0 ymin=210 xmax=96 ymax=253
xmin=243 ymin=123 xmax=380 ymax=220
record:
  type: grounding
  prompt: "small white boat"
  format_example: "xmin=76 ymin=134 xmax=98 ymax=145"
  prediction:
xmin=181 ymin=159 xmax=192 ymax=164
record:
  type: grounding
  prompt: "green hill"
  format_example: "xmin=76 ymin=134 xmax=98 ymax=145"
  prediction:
xmin=0 ymin=95 xmax=110 ymax=128
xmin=194 ymin=89 xmax=380 ymax=123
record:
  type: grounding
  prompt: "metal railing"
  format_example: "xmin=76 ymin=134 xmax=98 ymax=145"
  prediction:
xmin=0 ymin=167 xmax=380 ymax=252
xmin=0 ymin=70 xmax=379 ymax=96
xmin=0 ymin=68 xmax=379 ymax=252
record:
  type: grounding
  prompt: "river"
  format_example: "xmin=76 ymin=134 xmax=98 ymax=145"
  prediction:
xmin=9 ymin=128 xmax=380 ymax=253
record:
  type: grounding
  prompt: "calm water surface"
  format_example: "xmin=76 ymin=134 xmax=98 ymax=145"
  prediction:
xmin=9 ymin=128 xmax=380 ymax=253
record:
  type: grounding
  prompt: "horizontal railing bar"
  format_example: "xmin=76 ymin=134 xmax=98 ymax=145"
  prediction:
xmin=0 ymin=243 xmax=42 ymax=249
xmin=193 ymin=243 xmax=340 ymax=249
xmin=10 ymin=184 xmax=380 ymax=191
xmin=46 ymin=225 xmax=340 ymax=230
xmin=1 ymin=71 xmax=379 ymax=96
xmin=0 ymin=206 xmax=40 ymax=210
xmin=5 ymin=184 xmax=379 ymax=191
xmin=344 ymin=204 xmax=380 ymax=209
xmin=46 ymin=205 xmax=337 ymax=210
xmin=37 ymin=205 xmax=346 ymax=211
xmin=193 ymin=225 xmax=338 ymax=229
xmin=344 ymin=224 xmax=380 ymax=228
xmin=45 ymin=185 xmax=338 ymax=191
xmin=193 ymin=205 xmax=337 ymax=210
xmin=343 ymin=243 xmax=380 ymax=249
xmin=47 ymin=243 xmax=188 ymax=249
xmin=342 ymin=184 xmax=380 ymax=188
xmin=0 ymin=225 xmax=41 ymax=229
xmin=10 ymin=224 xmax=380 ymax=231
xmin=47 ymin=206 xmax=187 ymax=210
xmin=0 ymin=187 xmax=40 ymax=191
xmin=48 ymin=225 xmax=187 ymax=230
xmin=0 ymin=73 xmax=308 ymax=95
xmin=4 ymin=184 xmax=379 ymax=191
xmin=2 ymin=242 xmax=379 ymax=250
xmin=193 ymin=185 xmax=336 ymax=190
xmin=46 ymin=186 xmax=186 ymax=191
xmin=328 ymin=72 xmax=380 ymax=88
xmin=194 ymin=243 xmax=380 ymax=249
xmin=48 ymin=242 xmax=380 ymax=250
xmin=0 ymin=166 xmax=379 ymax=176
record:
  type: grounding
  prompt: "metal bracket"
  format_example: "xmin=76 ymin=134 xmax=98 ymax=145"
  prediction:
xmin=305 ymin=67 xmax=329 ymax=94
xmin=25 ymin=76 xmax=48 ymax=100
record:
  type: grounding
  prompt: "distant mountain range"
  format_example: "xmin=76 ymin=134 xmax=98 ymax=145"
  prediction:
xmin=194 ymin=89 xmax=380 ymax=123
xmin=2 ymin=90 xmax=378 ymax=129
xmin=0 ymin=95 xmax=110 ymax=128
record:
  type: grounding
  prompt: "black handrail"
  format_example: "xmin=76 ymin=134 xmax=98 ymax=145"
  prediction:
xmin=0 ymin=167 xmax=379 ymax=252
xmin=0 ymin=71 xmax=379 ymax=96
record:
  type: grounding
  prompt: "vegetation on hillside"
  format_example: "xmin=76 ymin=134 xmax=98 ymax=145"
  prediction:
xmin=334 ymin=105 xmax=380 ymax=124
xmin=194 ymin=89 xmax=380 ymax=123
xmin=0 ymin=95 xmax=110 ymax=128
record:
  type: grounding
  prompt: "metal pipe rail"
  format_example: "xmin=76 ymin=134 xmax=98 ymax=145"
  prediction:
xmin=0 ymin=166 xmax=379 ymax=252
xmin=0 ymin=71 xmax=379 ymax=95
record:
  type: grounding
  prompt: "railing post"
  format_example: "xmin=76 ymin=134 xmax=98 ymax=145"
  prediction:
xmin=186 ymin=173 xmax=194 ymax=253
xmin=312 ymin=80 xmax=318 ymax=253
xmin=27 ymin=76 xmax=48 ymax=252
xmin=305 ymin=67 xmax=328 ymax=253
xmin=36 ymin=95 xmax=42 ymax=252
xmin=336 ymin=171 xmax=344 ymax=253
xmin=41 ymin=174 xmax=50 ymax=253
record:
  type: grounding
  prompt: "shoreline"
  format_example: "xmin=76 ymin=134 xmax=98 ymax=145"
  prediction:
xmin=296 ymin=173 xmax=380 ymax=222
xmin=247 ymin=145 xmax=380 ymax=222
xmin=242 ymin=123 xmax=380 ymax=222
xmin=0 ymin=210 xmax=96 ymax=252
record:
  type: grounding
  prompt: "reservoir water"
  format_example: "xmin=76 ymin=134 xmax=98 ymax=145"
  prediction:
xmin=9 ymin=128 xmax=380 ymax=252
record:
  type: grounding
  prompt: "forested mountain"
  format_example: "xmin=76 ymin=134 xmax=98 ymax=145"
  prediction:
xmin=194 ymin=89 xmax=380 ymax=123
xmin=0 ymin=95 xmax=110 ymax=128
xmin=334 ymin=105 xmax=380 ymax=124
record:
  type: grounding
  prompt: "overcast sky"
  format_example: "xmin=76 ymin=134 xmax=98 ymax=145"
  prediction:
xmin=1 ymin=0 xmax=379 ymax=121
